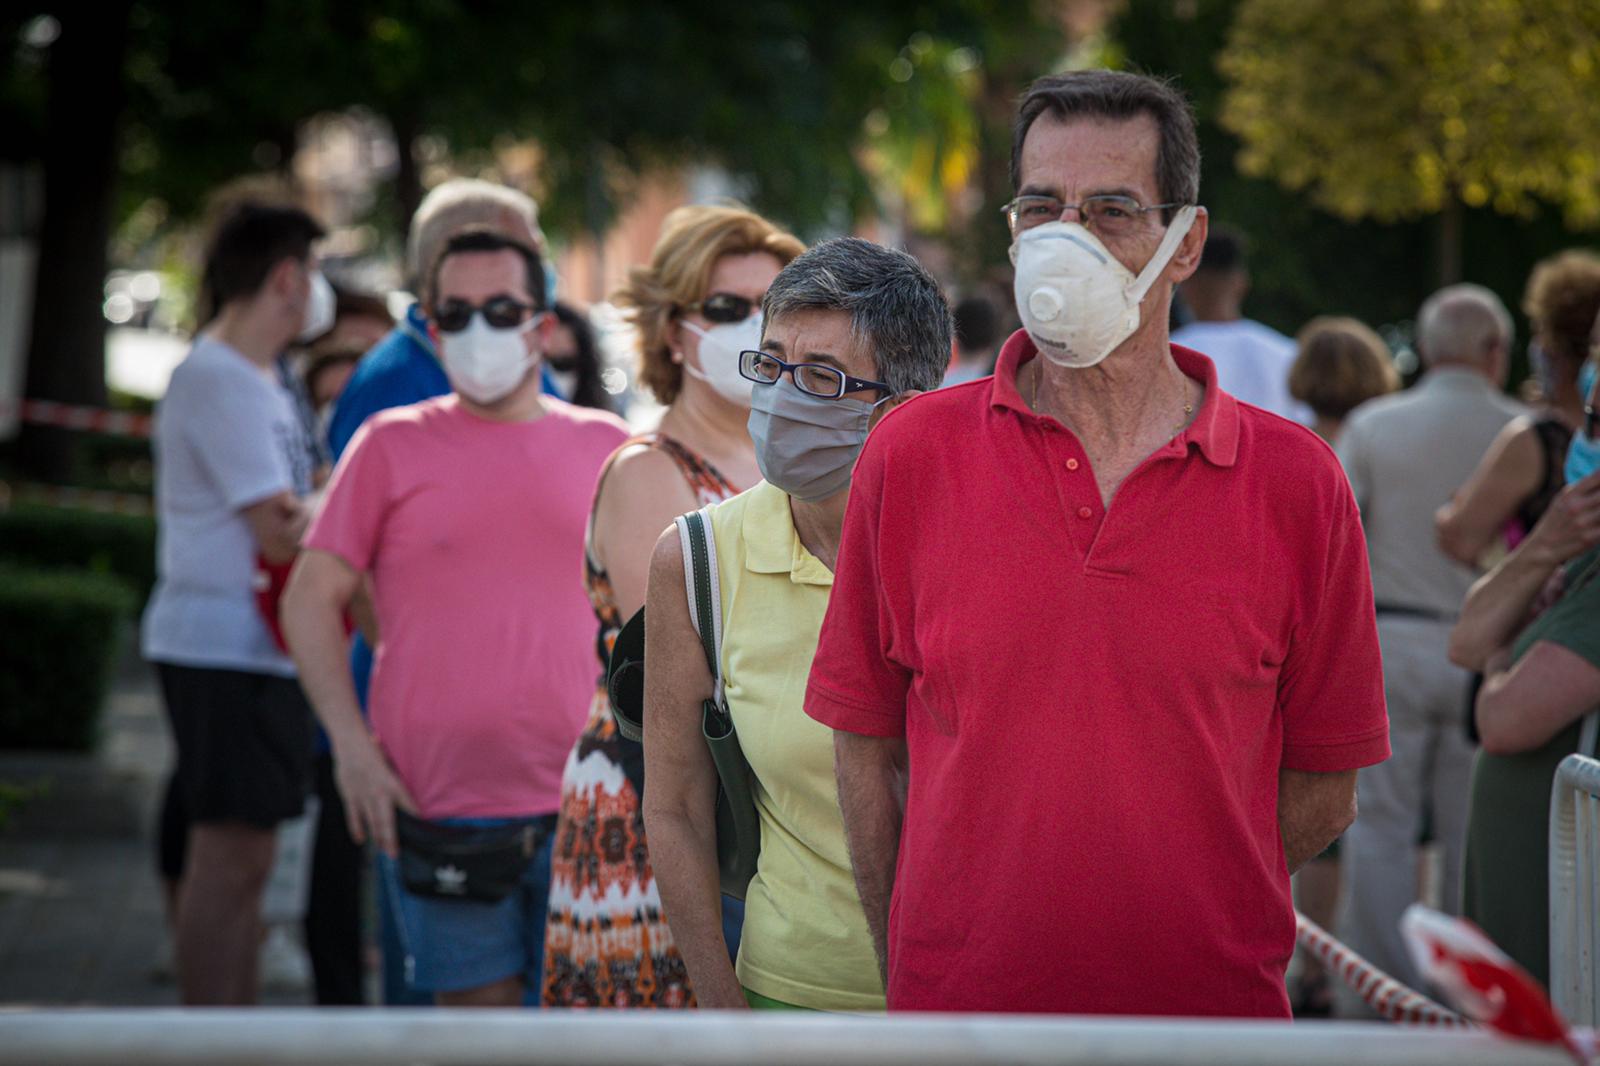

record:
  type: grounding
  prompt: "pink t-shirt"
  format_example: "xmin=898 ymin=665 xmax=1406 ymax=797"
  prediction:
xmin=304 ymin=394 xmax=629 ymax=819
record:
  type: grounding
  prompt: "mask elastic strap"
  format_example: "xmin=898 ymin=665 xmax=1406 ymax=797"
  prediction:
xmin=1128 ymin=205 xmax=1199 ymax=304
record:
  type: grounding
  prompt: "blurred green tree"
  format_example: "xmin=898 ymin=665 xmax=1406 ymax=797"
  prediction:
xmin=1112 ymin=0 xmax=1595 ymax=368
xmin=1219 ymin=0 xmax=1600 ymax=285
xmin=1 ymin=1 xmax=1059 ymax=480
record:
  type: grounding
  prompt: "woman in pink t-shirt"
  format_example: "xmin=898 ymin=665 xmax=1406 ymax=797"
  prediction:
xmin=541 ymin=206 xmax=803 ymax=1007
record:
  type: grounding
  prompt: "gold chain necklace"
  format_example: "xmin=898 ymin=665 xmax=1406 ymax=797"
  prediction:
xmin=1029 ymin=362 xmax=1195 ymax=439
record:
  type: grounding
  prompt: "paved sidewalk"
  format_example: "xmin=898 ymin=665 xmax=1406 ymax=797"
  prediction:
xmin=0 ymin=648 xmax=307 ymax=1006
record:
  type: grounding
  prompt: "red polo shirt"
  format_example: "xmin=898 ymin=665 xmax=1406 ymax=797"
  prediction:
xmin=806 ymin=333 xmax=1389 ymax=1017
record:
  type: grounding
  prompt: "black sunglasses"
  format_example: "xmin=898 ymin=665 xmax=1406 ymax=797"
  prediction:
xmin=686 ymin=292 xmax=759 ymax=325
xmin=432 ymin=295 xmax=537 ymax=334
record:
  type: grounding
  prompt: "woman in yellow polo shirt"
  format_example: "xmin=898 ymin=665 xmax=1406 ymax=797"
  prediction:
xmin=641 ymin=238 xmax=952 ymax=1010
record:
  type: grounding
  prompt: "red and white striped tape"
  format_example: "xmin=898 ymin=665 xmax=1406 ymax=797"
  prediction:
xmin=1296 ymin=911 xmax=1472 ymax=1028
xmin=0 ymin=398 xmax=154 ymax=439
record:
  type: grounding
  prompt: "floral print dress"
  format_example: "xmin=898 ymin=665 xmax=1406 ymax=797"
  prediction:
xmin=542 ymin=434 xmax=738 ymax=1007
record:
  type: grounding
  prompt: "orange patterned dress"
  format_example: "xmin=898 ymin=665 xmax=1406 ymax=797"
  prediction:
xmin=542 ymin=434 xmax=738 ymax=1007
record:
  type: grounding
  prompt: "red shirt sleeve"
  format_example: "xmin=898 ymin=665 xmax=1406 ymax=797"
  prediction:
xmin=302 ymin=419 xmax=393 ymax=574
xmin=1278 ymin=474 xmax=1391 ymax=771
xmin=806 ymin=433 xmax=912 ymax=737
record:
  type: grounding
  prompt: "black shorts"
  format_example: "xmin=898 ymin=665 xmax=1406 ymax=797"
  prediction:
xmin=156 ymin=662 xmax=314 ymax=828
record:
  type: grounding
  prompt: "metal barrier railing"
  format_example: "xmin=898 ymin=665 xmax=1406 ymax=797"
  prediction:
xmin=1550 ymin=751 xmax=1600 ymax=1026
xmin=0 ymin=1009 xmax=1577 ymax=1066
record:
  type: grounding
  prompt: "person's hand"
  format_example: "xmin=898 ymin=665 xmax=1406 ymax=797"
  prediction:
xmin=1525 ymin=469 xmax=1600 ymax=567
xmin=332 ymin=733 xmax=416 ymax=858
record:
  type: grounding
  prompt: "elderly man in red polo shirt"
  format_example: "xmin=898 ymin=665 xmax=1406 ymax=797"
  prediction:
xmin=805 ymin=69 xmax=1390 ymax=1018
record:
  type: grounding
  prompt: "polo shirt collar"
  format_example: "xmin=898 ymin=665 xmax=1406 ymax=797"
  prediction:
xmin=740 ymin=481 xmax=834 ymax=587
xmin=990 ymin=328 xmax=1239 ymax=468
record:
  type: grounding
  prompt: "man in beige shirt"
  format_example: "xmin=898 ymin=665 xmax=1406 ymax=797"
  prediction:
xmin=1332 ymin=284 xmax=1526 ymax=1013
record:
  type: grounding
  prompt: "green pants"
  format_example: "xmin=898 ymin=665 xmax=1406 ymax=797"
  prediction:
xmin=743 ymin=988 xmax=811 ymax=1011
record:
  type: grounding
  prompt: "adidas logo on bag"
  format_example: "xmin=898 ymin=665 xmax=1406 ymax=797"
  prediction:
xmin=433 ymin=864 xmax=468 ymax=895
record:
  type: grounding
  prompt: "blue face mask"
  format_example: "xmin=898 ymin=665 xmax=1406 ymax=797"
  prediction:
xmin=1568 ymin=361 xmax=1600 ymax=485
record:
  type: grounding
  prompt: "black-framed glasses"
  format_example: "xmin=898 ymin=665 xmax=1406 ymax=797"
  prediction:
xmin=686 ymin=292 xmax=759 ymax=324
xmin=1001 ymin=194 xmax=1180 ymax=238
xmin=431 ymin=295 xmax=538 ymax=333
xmin=739 ymin=349 xmax=892 ymax=400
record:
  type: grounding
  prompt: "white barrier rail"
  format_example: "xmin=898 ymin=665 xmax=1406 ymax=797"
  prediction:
xmin=1551 ymin=751 xmax=1600 ymax=1026
xmin=0 ymin=1010 xmax=1577 ymax=1066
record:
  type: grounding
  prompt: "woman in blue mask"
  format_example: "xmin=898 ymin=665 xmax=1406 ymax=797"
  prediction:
xmin=1448 ymin=332 xmax=1600 ymax=985
xmin=1437 ymin=251 xmax=1600 ymax=565
xmin=642 ymin=238 xmax=950 ymax=1010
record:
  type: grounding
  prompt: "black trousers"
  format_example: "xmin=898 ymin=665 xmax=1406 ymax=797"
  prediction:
xmin=305 ymin=752 xmax=365 ymax=1005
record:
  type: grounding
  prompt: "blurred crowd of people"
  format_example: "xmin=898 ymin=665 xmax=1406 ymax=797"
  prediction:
xmin=139 ymin=68 xmax=1600 ymax=1017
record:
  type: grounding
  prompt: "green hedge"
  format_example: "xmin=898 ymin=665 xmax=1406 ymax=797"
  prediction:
xmin=0 ymin=567 xmax=137 ymax=751
xmin=0 ymin=504 xmax=158 ymax=608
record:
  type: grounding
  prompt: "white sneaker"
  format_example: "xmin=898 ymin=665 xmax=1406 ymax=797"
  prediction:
xmin=258 ymin=923 xmax=312 ymax=993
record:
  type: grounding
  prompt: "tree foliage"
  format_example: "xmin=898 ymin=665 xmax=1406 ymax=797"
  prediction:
xmin=1219 ymin=0 xmax=1600 ymax=227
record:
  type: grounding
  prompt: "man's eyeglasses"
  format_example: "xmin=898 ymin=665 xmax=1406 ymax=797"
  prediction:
xmin=739 ymin=349 xmax=892 ymax=400
xmin=1001 ymin=194 xmax=1179 ymax=239
xmin=687 ymin=292 xmax=760 ymax=325
xmin=432 ymin=296 xmax=537 ymax=333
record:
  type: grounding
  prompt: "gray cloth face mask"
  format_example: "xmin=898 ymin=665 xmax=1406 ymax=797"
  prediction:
xmin=748 ymin=379 xmax=883 ymax=502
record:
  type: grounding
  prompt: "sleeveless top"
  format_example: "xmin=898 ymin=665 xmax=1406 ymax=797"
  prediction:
xmin=1515 ymin=417 xmax=1574 ymax=531
xmin=707 ymin=481 xmax=886 ymax=1010
xmin=542 ymin=433 xmax=737 ymax=1008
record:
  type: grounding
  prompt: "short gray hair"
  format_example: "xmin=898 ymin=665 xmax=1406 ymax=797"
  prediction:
xmin=1012 ymin=70 xmax=1200 ymax=221
xmin=1416 ymin=284 xmax=1513 ymax=366
xmin=761 ymin=237 xmax=952 ymax=395
xmin=407 ymin=179 xmax=546 ymax=299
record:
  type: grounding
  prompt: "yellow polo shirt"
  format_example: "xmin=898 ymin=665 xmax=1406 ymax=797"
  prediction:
xmin=708 ymin=480 xmax=885 ymax=1012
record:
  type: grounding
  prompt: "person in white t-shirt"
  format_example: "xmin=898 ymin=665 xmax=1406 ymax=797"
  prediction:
xmin=142 ymin=201 xmax=332 ymax=1005
xmin=1171 ymin=226 xmax=1312 ymax=424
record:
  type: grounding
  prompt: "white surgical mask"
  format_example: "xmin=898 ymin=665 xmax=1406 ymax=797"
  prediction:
xmin=684 ymin=315 xmax=763 ymax=407
xmin=1010 ymin=205 xmax=1197 ymax=369
xmin=299 ymin=269 xmax=337 ymax=343
xmin=439 ymin=313 xmax=541 ymax=405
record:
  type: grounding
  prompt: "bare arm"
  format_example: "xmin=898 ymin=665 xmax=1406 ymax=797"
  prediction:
xmin=1476 ymin=640 xmax=1600 ymax=755
xmin=242 ymin=490 xmax=310 ymax=563
xmin=1434 ymin=419 xmax=1541 ymax=567
xmin=592 ymin=447 xmax=701 ymax=618
xmin=1278 ymin=768 xmax=1357 ymax=873
xmin=638 ymin=528 xmax=746 ymax=1009
xmin=833 ymin=730 xmax=908 ymax=987
xmin=1449 ymin=470 xmax=1600 ymax=670
xmin=281 ymin=548 xmax=414 ymax=856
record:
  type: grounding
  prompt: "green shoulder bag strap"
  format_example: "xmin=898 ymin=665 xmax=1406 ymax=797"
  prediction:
xmin=675 ymin=507 xmax=762 ymax=901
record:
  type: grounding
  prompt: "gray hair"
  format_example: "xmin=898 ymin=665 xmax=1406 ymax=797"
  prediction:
xmin=407 ymin=179 xmax=546 ymax=300
xmin=761 ymin=237 xmax=952 ymax=395
xmin=1012 ymin=70 xmax=1200 ymax=221
xmin=1416 ymin=284 xmax=1513 ymax=366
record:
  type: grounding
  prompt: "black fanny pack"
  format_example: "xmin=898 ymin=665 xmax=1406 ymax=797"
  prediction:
xmin=395 ymin=810 xmax=556 ymax=904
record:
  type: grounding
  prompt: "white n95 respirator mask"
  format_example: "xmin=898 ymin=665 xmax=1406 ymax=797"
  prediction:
xmin=683 ymin=314 xmax=764 ymax=408
xmin=439 ymin=314 xmax=541 ymax=405
xmin=1010 ymin=205 xmax=1198 ymax=369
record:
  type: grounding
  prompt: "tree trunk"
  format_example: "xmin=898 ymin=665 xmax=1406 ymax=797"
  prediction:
xmin=1436 ymin=197 xmax=1464 ymax=288
xmin=391 ymin=109 xmax=423 ymax=254
xmin=18 ymin=2 xmax=132 ymax=483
